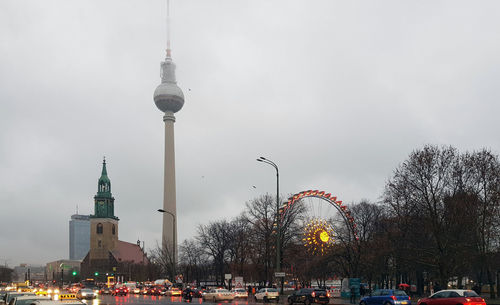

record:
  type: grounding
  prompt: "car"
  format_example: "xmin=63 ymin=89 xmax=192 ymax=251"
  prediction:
xmin=1 ymin=291 xmax=8 ymax=304
xmin=202 ymin=289 xmax=235 ymax=302
xmin=76 ymin=289 xmax=97 ymax=300
xmin=43 ymin=289 xmax=60 ymax=300
xmin=288 ymin=288 xmax=330 ymax=305
xmin=417 ymin=290 xmax=486 ymax=305
xmin=112 ymin=286 xmax=128 ymax=296
xmin=4 ymin=293 xmax=37 ymax=305
xmin=140 ymin=286 xmax=149 ymax=295
xmin=191 ymin=289 xmax=203 ymax=298
xmin=99 ymin=287 xmax=111 ymax=295
xmin=168 ymin=288 xmax=182 ymax=296
xmin=133 ymin=287 xmax=141 ymax=294
xmin=255 ymin=288 xmax=279 ymax=303
xmin=360 ymin=289 xmax=410 ymax=305
xmin=30 ymin=299 xmax=84 ymax=305
xmin=8 ymin=295 xmax=49 ymax=305
xmin=231 ymin=288 xmax=248 ymax=299
xmin=146 ymin=287 xmax=161 ymax=296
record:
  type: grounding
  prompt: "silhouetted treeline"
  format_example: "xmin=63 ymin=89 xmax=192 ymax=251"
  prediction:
xmin=156 ymin=145 xmax=500 ymax=297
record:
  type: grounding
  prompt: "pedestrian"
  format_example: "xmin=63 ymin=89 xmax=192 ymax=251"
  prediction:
xmin=433 ymin=282 xmax=441 ymax=293
xmin=360 ymin=285 xmax=365 ymax=297
xmin=350 ymin=286 xmax=356 ymax=304
xmin=472 ymin=284 xmax=480 ymax=295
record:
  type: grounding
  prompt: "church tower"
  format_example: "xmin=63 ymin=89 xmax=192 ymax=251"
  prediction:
xmin=89 ymin=158 xmax=119 ymax=260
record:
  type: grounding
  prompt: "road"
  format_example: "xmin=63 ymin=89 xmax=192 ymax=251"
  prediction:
xmin=83 ymin=295 xmax=354 ymax=305
xmin=85 ymin=295 xmax=253 ymax=305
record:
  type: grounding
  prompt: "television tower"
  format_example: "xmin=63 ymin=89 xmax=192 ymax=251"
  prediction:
xmin=153 ymin=0 xmax=184 ymax=265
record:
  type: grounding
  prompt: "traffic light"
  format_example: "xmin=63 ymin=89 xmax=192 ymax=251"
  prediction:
xmin=94 ymin=272 xmax=99 ymax=276
xmin=72 ymin=271 xmax=77 ymax=276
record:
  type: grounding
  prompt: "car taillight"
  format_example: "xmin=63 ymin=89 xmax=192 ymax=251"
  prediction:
xmin=311 ymin=292 xmax=316 ymax=298
xmin=391 ymin=296 xmax=397 ymax=301
xmin=327 ymin=292 xmax=331 ymax=298
xmin=408 ymin=296 xmax=411 ymax=300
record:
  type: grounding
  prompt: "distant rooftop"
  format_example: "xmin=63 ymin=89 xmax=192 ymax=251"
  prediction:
xmin=71 ymin=214 xmax=90 ymax=220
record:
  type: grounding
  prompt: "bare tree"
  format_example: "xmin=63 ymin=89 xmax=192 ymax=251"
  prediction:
xmin=465 ymin=149 xmax=500 ymax=298
xmin=179 ymin=238 xmax=209 ymax=285
xmin=384 ymin=145 xmax=461 ymax=286
xmin=197 ymin=220 xmax=233 ymax=286
xmin=149 ymin=239 xmax=176 ymax=281
xmin=242 ymin=194 xmax=276 ymax=285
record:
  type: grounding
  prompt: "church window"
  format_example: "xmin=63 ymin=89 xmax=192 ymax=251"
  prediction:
xmin=97 ymin=223 xmax=103 ymax=234
xmin=112 ymin=224 xmax=116 ymax=235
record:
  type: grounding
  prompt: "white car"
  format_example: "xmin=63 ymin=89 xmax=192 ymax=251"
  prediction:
xmin=255 ymin=288 xmax=279 ymax=302
xmin=231 ymin=288 xmax=248 ymax=298
xmin=76 ymin=289 xmax=96 ymax=300
xmin=31 ymin=300 xmax=84 ymax=305
xmin=202 ymin=289 xmax=235 ymax=302
xmin=8 ymin=295 xmax=49 ymax=305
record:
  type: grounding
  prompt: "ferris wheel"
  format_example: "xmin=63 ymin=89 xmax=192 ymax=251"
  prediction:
xmin=281 ymin=190 xmax=358 ymax=255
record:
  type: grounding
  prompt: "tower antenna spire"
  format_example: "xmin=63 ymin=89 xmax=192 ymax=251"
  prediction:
xmin=166 ymin=0 xmax=171 ymax=59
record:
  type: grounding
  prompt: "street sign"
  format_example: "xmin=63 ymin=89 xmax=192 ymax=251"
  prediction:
xmin=274 ymin=272 xmax=285 ymax=277
xmin=225 ymin=274 xmax=232 ymax=280
xmin=234 ymin=277 xmax=243 ymax=288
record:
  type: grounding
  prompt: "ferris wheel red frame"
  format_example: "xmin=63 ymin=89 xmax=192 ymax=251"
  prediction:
xmin=280 ymin=189 xmax=359 ymax=241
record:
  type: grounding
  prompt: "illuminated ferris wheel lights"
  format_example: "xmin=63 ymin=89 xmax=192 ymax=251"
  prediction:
xmin=320 ymin=231 xmax=329 ymax=243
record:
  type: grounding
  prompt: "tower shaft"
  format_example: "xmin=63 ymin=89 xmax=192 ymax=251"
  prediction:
xmin=162 ymin=111 xmax=178 ymax=265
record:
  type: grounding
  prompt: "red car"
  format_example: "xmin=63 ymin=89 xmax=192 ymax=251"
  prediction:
xmin=112 ymin=286 xmax=129 ymax=296
xmin=418 ymin=290 xmax=486 ymax=305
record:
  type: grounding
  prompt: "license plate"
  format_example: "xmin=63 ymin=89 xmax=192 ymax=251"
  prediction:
xmin=401 ymin=302 xmax=408 ymax=304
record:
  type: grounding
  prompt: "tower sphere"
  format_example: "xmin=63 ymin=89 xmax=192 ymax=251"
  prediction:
xmin=154 ymin=58 xmax=184 ymax=113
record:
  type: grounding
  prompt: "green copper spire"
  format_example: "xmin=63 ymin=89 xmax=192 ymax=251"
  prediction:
xmin=92 ymin=157 xmax=118 ymax=220
xmin=97 ymin=157 xmax=111 ymax=198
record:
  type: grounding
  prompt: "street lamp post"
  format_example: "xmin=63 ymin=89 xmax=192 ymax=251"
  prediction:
xmin=157 ymin=209 xmax=176 ymax=280
xmin=59 ymin=263 xmax=65 ymax=287
xmin=257 ymin=157 xmax=282 ymax=291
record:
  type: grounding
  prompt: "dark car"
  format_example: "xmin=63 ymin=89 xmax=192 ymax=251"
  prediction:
xmin=146 ymin=287 xmax=161 ymax=296
xmin=360 ymin=289 xmax=410 ymax=305
xmin=288 ymin=288 xmax=330 ymax=305
xmin=417 ymin=290 xmax=486 ymax=305
xmin=99 ymin=287 xmax=112 ymax=295
xmin=112 ymin=287 xmax=128 ymax=296
xmin=191 ymin=289 xmax=203 ymax=298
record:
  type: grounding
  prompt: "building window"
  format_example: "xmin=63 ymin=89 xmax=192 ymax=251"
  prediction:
xmin=97 ymin=223 xmax=103 ymax=234
xmin=112 ymin=224 xmax=115 ymax=235
xmin=98 ymin=240 xmax=102 ymax=248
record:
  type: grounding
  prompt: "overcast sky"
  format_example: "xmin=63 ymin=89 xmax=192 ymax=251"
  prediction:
xmin=1 ymin=0 xmax=500 ymax=267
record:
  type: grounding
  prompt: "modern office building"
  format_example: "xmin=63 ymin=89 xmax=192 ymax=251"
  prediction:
xmin=69 ymin=214 xmax=90 ymax=260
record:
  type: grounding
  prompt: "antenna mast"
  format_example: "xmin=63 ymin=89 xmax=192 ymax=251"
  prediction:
xmin=166 ymin=0 xmax=171 ymax=58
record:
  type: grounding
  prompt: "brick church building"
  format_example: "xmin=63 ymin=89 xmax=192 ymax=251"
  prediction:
xmin=81 ymin=159 xmax=151 ymax=281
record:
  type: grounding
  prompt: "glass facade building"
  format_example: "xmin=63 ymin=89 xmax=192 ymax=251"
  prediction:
xmin=69 ymin=214 xmax=90 ymax=260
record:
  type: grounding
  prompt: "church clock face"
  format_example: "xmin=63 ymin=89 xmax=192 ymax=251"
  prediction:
xmin=98 ymin=201 xmax=105 ymax=215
